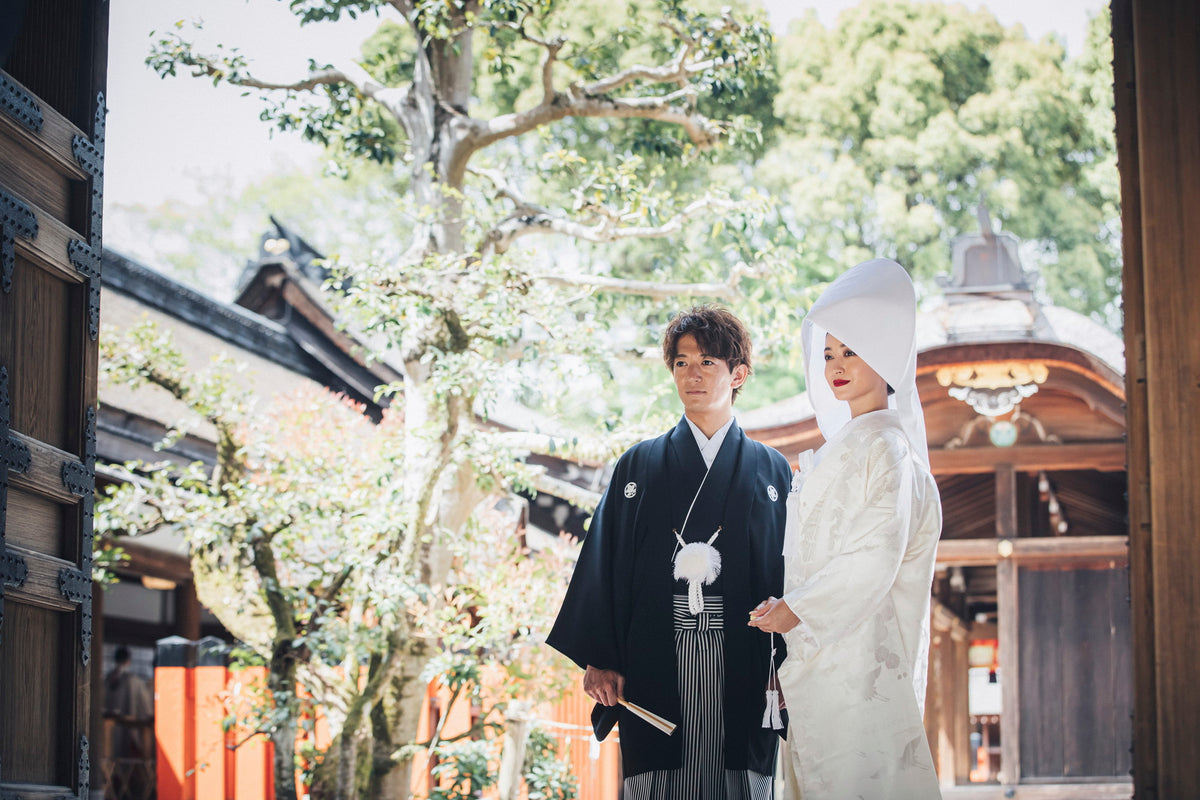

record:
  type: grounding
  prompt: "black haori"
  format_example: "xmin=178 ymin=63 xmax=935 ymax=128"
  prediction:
xmin=546 ymin=417 xmax=790 ymax=777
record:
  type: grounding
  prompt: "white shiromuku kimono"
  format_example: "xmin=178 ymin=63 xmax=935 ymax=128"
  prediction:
xmin=777 ymin=258 xmax=943 ymax=799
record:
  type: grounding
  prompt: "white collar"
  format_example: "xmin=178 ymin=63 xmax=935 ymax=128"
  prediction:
xmin=684 ymin=415 xmax=735 ymax=469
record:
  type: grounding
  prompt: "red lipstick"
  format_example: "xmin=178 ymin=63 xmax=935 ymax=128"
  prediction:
xmin=833 ymin=379 xmax=849 ymax=387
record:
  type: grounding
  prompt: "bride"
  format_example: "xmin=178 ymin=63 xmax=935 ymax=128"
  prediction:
xmin=749 ymin=258 xmax=943 ymax=799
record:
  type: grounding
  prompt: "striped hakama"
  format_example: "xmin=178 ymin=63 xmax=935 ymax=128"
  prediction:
xmin=623 ymin=595 xmax=774 ymax=800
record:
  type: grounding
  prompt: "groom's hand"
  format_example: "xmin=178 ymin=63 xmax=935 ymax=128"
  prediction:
xmin=584 ymin=665 xmax=625 ymax=706
xmin=748 ymin=596 xmax=801 ymax=634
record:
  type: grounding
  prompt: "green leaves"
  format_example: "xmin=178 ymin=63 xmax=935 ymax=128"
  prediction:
xmin=764 ymin=1 xmax=1119 ymax=323
xmin=287 ymin=0 xmax=388 ymax=25
xmin=523 ymin=727 xmax=579 ymax=800
xmin=427 ymin=740 xmax=497 ymax=800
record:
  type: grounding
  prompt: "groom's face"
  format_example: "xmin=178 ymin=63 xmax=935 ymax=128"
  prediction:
xmin=670 ymin=334 xmax=747 ymax=418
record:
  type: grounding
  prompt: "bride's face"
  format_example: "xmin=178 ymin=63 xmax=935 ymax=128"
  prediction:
xmin=823 ymin=333 xmax=889 ymax=417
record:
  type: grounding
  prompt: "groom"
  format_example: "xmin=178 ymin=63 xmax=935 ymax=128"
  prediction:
xmin=547 ymin=305 xmax=790 ymax=798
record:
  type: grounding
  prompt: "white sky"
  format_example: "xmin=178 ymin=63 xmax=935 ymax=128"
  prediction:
xmin=102 ymin=0 xmax=1106 ymax=229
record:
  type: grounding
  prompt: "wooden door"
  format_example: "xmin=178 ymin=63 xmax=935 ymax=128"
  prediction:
xmin=0 ymin=0 xmax=108 ymax=796
xmin=1113 ymin=0 xmax=1200 ymax=795
xmin=1018 ymin=565 xmax=1134 ymax=780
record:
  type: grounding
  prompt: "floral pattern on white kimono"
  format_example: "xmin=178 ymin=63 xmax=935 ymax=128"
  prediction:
xmin=778 ymin=409 xmax=942 ymax=800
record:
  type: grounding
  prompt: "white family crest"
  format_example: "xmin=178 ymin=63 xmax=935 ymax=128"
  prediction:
xmin=624 ymin=481 xmax=638 ymax=498
xmin=767 ymin=484 xmax=779 ymax=502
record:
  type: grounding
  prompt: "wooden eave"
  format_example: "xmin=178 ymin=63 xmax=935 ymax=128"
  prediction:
xmin=749 ymin=338 xmax=1126 ymax=466
xmin=917 ymin=340 xmax=1124 ymax=398
xmin=234 ymin=259 xmax=403 ymax=409
xmin=102 ymin=250 xmax=317 ymax=378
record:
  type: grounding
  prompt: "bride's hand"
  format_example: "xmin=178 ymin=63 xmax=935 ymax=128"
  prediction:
xmin=747 ymin=596 xmax=801 ymax=634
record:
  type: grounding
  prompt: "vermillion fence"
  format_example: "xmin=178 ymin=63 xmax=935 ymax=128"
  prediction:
xmin=150 ymin=636 xmax=620 ymax=800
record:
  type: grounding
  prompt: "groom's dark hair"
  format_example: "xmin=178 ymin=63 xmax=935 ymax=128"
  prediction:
xmin=662 ymin=305 xmax=753 ymax=402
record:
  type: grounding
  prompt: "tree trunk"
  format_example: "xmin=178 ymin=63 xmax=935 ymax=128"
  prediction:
xmin=268 ymin=639 xmax=300 ymax=800
xmin=369 ymin=639 xmax=431 ymax=800
xmin=397 ymin=3 xmax=476 ymax=261
xmin=497 ymin=701 xmax=533 ymax=800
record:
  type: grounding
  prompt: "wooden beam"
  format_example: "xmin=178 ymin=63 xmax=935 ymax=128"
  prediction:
xmin=4 ymin=544 xmax=78 ymax=612
xmin=930 ymin=443 xmax=1126 ymax=475
xmin=936 ymin=536 xmax=1129 ymax=567
xmin=117 ymin=540 xmax=193 ymax=584
xmin=10 ymin=195 xmax=91 ymax=285
xmin=918 ymin=349 xmax=1126 ymax=399
xmin=8 ymin=430 xmax=83 ymax=504
xmin=0 ymin=69 xmax=90 ymax=182
xmin=942 ymin=783 xmax=1133 ymax=800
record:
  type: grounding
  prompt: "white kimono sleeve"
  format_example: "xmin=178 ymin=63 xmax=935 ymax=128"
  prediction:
xmin=781 ymin=434 xmax=913 ymax=660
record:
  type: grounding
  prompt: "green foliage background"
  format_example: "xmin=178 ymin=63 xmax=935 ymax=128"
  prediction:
xmin=115 ymin=0 xmax=1118 ymax=414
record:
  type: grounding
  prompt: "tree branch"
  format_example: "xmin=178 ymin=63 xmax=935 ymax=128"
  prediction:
xmin=222 ymin=66 xmax=347 ymax=92
xmin=471 ymin=172 xmax=763 ymax=298
xmin=535 ymin=263 xmax=758 ymax=300
xmin=581 ymin=38 xmax=704 ymax=97
xmin=478 ymin=191 xmax=746 ymax=257
xmin=158 ymin=32 xmax=425 ymax=138
xmin=456 ymin=8 xmax=750 ymax=161
xmin=526 ymin=471 xmax=602 ymax=514
xmin=489 ymin=17 xmax=566 ymax=104
xmin=316 ymin=565 xmax=354 ymax=605
xmin=467 ymin=90 xmax=721 ymax=158
xmin=494 ymin=431 xmax=625 ymax=465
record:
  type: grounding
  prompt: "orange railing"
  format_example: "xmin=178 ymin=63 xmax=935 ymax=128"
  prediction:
xmin=150 ymin=636 xmax=620 ymax=800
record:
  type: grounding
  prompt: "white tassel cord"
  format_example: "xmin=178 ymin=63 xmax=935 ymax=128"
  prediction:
xmin=762 ymin=633 xmax=785 ymax=730
xmin=673 ymin=530 xmax=722 ymax=615
xmin=671 ymin=461 xmax=725 ymax=615
xmin=762 ymin=689 xmax=784 ymax=730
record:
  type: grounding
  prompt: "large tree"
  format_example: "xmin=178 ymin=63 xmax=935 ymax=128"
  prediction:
xmin=759 ymin=1 xmax=1120 ymax=322
xmin=99 ymin=320 xmax=584 ymax=800
xmin=141 ymin=1 xmax=787 ymax=797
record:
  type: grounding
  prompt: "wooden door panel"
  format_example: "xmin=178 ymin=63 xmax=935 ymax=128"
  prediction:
xmin=0 ymin=1 xmax=106 ymax=796
xmin=0 ymin=253 xmax=75 ymax=451
xmin=0 ymin=601 xmax=74 ymax=786
xmin=3 ymin=0 xmax=95 ymax=130
xmin=5 ymin=487 xmax=69 ymax=556
xmin=0 ymin=134 xmax=73 ymax=222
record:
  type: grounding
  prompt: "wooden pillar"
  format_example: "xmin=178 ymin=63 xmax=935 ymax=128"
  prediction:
xmin=176 ymin=580 xmax=201 ymax=640
xmin=194 ymin=637 xmax=229 ymax=800
xmin=229 ymin=665 xmax=273 ymax=800
xmin=995 ymin=464 xmax=1020 ymax=785
xmin=156 ymin=636 xmax=197 ymax=800
xmin=1113 ymin=1 xmax=1200 ymax=797
xmin=927 ymin=602 xmax=970 ymax=787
